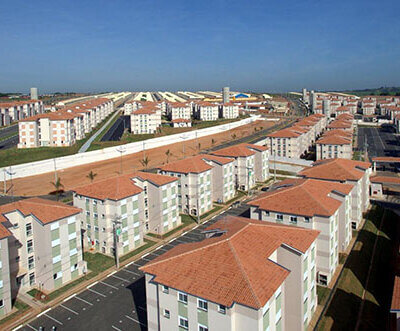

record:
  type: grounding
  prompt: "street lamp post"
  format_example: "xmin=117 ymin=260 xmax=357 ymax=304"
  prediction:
xmin=116 ymin=146 xmax=126 ymax=174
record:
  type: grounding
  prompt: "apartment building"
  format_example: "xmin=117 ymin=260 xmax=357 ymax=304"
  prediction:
xmin=315 ymin=134 xmax=352 ymax=160
xmin=18 ymin=112 xmax=82 ymax=148
xmin=123 ymin=100 xmax=142 ymax=115
xmin=267 ymin=128 xmax=306 ymax=158
xmin=130 ymin=172 xmax=181 ymax=235
xmin=219 ymin=103 xmax=239 ymax=119
xmin=141 ymin=216 xmax=319 ymax=331
xmin=300 ymin=158 xmax=371 ymax=229
xmin=158 ymin=158 xmax=213 ymax=216
xmin=361 ymin=99 xmax=376 ymax=115
xmin=168 ymin=102 xmax=192 ymax=120
xmin=211 ymin=144 xmax=259 ymax=191
xmin=0 ymin=198 xmax=85 ymax=310
xmin=196 ymin=102 xmax=219 ymax=121
xmin=0 ymin=100 xmax=44 ymax=126
xmin=130 ymin=107 xmax=162 ymax=134
xmin=248 ymin=178 xmax=354 ymax=286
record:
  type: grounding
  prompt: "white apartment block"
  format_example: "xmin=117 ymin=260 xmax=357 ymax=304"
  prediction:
xmin=249 ymin=178 xmax=354 ymax=286
xmin=141 ymin=216 xmax=319 ymax=331
xmin=0 ymin=100 xmax=44 ymax=126
xmin=300 ymin=158 xmax=372 ymax=229
xmin=316 ymin=134 xmax=352 ymax=160
xmin=124 ymin=100 xmax=142 ymax=115
xmin=219 ymin=103 xmax=239 ymax=119
xmin=196 ymin=102 xmax=219 ymax=121
xmin=130 ymin=107 xmax=162 ymax=134
xmin=168 ymin=102 xmax=192 ymax=120
xmin=0 ymin=198 xmax=85 ymax=315
xmin=159 ymin=158 xmax=213 ymax=216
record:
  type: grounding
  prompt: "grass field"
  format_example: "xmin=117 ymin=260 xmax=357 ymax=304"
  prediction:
xmin=317 ymin=205 xmax=397 ymax=330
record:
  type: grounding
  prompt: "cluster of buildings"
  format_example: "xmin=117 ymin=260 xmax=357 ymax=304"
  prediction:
xmin=0 ymin=100 xmax=44 ymax=127
xmin=17 ymin=98 xmax=114 ymax=148
xmin=266 ymin=114 xmax=327 ymax=158
xmin=315 ymin=113 xmax=354 ymax=160
xmin=140 ymin=158 xmax=372 ymax=331
xmin=124 ymin=99 xmax=241 ymax=134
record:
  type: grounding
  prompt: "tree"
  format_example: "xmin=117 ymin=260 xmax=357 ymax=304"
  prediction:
xmin=197 ymin=142 xmax=201 ymax=152
xmin=231 ymin=134 xmax=237 ymax=140
xmin=165 ymin=149 xmax=172 ymax=163
xmin=86 ymin=171 xmax=97 ymax=183
xmin=211 ymin=138 xmax=215 ymax=146
xmin=140 ymin=156 xmax=150 ymax=170
xmin=51 ymin=177 xmax=64 ymax=201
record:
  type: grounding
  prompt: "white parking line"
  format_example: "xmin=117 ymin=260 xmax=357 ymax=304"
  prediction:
xmin=37 ymin=308 xmax=51 ymax=318
xmin=182 ymin=231 xmax=188 ymax=236
xmin=125 ymin=315 xmax=147 ymax=327
xmin=111 ymin=274 xmax=130 ymax=282
xmin=26 ymin=324 xmax=37 ymax=331
xmin=87 ymin=281 xmax=99 ymax=289
xmin=74 ymin=295 xmax=93 ymax=306
xmin=168 ymin=238 xmax=176 ymax=243
xmin=122 ymin=268 xmax=140 ymax=276
xmin=112 ymin=325 xmax=122 ymax=331
xmin=109 ymin=271 xmax=117 ymax=276
xmin=100 ymin=281 xmax=119 ymax=290
xmin=141 ymin=257 xmax=151 ymax=261
xmin=63 ymin=293 xmax=77 ymax=302
xmin=60 ymin=304 xmax=79 ymax=315
xmin=142 ymin=252 xmax=150 ymax=258
xmin=88 ymin=288 xmax=107 ymax=297
xmin=44 ymin=313 xmax=63 ymax=325
xmin=126 ymin=261 xmax=134 ymax=267
xmin=12 ymin=325 xmax=24 ymax=331
xmin=175 ymin=238 xmax=187 ymax=243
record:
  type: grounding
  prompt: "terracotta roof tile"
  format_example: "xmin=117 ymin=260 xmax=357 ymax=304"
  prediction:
xmin=131 ymin=171 xmax=178 ymax=186
xmin=140 ymin=216 xmax=319 ymax=309
xmin=211 ymin=144 xmax=257 ymax=157
xmin=159 ymin=157 xmax=213 ymax=174
xmin=391 ymin=276 xmax=400 ymax=311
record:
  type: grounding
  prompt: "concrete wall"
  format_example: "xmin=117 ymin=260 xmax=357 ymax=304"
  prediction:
xmin=2 ymin=116 xmax=260 ymax=180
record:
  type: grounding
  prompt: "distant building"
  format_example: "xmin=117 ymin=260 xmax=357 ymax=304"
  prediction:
xmin=130 ymin=107 xmax=162 ymax=134
xmin=30 ymin=87 xmax=38 ymax=100
xmin=0 ymin=100 xmax=44 ymax=126
xmin=219 ymin=102 xmax=239 ymax=119
xmin=222 ymin=87 xmax=230 ymax=104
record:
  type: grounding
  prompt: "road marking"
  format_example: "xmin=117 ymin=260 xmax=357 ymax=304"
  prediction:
xmin=60 ymin=304 xmax=79 ymax=315
xmin=25 ymin=324 xmax=37 ymax=331
xmin=37 ymin=308 xmax=51 ymax=317
xmin=126 ymin=261 xmax=134 ymax=267
xmin=44 ymin=313 xmax=63 ymax=325
xmin=142 ymin=252 xmax=150 ymax=258
xmin=12 ymin=325 xmax=24 ymax=331
xmin=168 ymin=238 xmax=175 ymax=243
xmin=125 ymin=315 xmax=147 ymax=327
xmin=111 ymin=274 xmax=130 ymax=282
xmin=109 ymin=271 xmax=117 ymax=276
xmin=112 ymin=326 xmax=122 ymax=331
xmin=87 ymin=281 xmax=99 ymax=289
xmin=141 ymin=257 xmax=151 ymax=261
xmin=74 ymin=295 xmax=93 ymax=306
xmin=100 ymin=281 xmax=119 ymax=290
xmin=175 ymin=238 xmax=187 ymax=243
xmin=122 ymin=269 xmax=140 ymax=276
xmin=88 ymin=288 xmax=107 ymax=297
xmin=182 ymin=231 xmax=188 ymax=236
xmin=63 ymin=293 xmax=77 ymax=302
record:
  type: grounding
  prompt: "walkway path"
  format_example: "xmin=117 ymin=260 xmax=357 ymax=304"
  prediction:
xmin=78 ymin=108 xmax=121 ymax=153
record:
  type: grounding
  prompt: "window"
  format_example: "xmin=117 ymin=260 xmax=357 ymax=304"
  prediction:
xmin=199 ymin=325 xmax=208 ymax=331
xmin=218 ymin=304 xmax=226 ymax=314
xmin=178 ymin=292 xmax=188 ymax=304
xmin=162 ymin=285 xmax=169 ymax=293
xmin=163 ymin=309 xmax=170 ymax=319
xmin=28 ymin=256 xmax=34 ymax=270
xmin=0 ymin=299 xmax=3 ymax=308
xmin=290 ymin=216 xmax=297 ymax=224
xmin=179 ymin=316 xmax=189 ymax=329
xmin=304 ymin=217 xmax=310 ymax=223
xmin=198 ymin=299 xmax=208 ymax=311
xmin=29 ymin=272 xmax=35 ymax=286
xmin=86 ymin=211 xmax=90 ymax=216
xmin=27 ymin=239 xmax=34 ymax=254
xmin=276 ymin=214 xmax=283 ymax=221
xmin=26 ymin=223 xmax=32 ymax=236
xmin=318 ymin=274 xmax=327 ymax=286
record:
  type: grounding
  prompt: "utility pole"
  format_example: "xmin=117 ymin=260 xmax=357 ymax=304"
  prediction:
xmin=112 ymin=218 xmax=122 ymax=269
xmin=246 ymin=165 xmax=253 ymax=196
xmin=7 ymin=167 xmax=16 ymax=200
xmin=274 ymin=151 xmax=277 ymax=182
xmin=116 ymin=146 xmax=126 ymax=174
xmin=53 ymin=158 xmax=58 ymax=183
xmin=3 ymin=169 xmax=6 ymax=195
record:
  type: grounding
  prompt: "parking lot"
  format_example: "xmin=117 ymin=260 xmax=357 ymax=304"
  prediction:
xmin=358 ymin=125 xmax=400 ymax=159
xmin=18 ymin=203 xmax=250 ymax=331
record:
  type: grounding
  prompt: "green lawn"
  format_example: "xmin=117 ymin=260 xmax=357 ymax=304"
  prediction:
xmin=224 ymin=191 xmax=246 ymax=205
xmin=120 ymin=239 xmax=156 ymax=263
xmin=200 ymin=205 xmax=223 ymax=220
xmin=317 ymin=205 xmax=396 ymax=330
xmin=0 ymin=300 xmax=30 ymax=326
xmin=317 ymin=286 xmax=331 ymax=306
xmin=147 ymin=215 xmax=197 ymax=239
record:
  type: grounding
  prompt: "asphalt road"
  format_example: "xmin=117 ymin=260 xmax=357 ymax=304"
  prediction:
xmin=0 ymin=124 xmax=18 ymax=150
xmin=358 ymin=125 xmax=400 ymax=159
xmin=18 ymin=203 xmax=250 ymax=331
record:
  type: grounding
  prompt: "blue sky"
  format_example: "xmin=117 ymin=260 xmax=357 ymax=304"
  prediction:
xmin=1 ymin=0 xmax=400 ymax=93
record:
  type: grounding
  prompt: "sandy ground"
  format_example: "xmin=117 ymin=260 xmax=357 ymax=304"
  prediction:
xmin=9 ymin=120 xmax=279 ymax=196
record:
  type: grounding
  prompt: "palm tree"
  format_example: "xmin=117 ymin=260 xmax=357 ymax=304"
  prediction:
xmin=51 ymin=177 xmax=64 ymax=201
xmin=211 ymin=138 xmax=215 ymax=147
xmin=231 ymin=134 xmax=237 ymax=140
xmin=165 ymin=149 xmax=171 ymax=163
xmin=140 ymin=156 xmax=150 ymax=170
xmin=197 ymin=142 xmax=201 ymax=152
xmin=86 ymin=171 xmax=97 ymax=183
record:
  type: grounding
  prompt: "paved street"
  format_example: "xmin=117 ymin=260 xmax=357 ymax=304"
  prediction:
xmin=358 ymin=125 xmax=400 ymax=159
xmin=18 ymin=203 xmax=250 ymax=331
xmin=0 ymin=124 xmax=18 ymax=150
